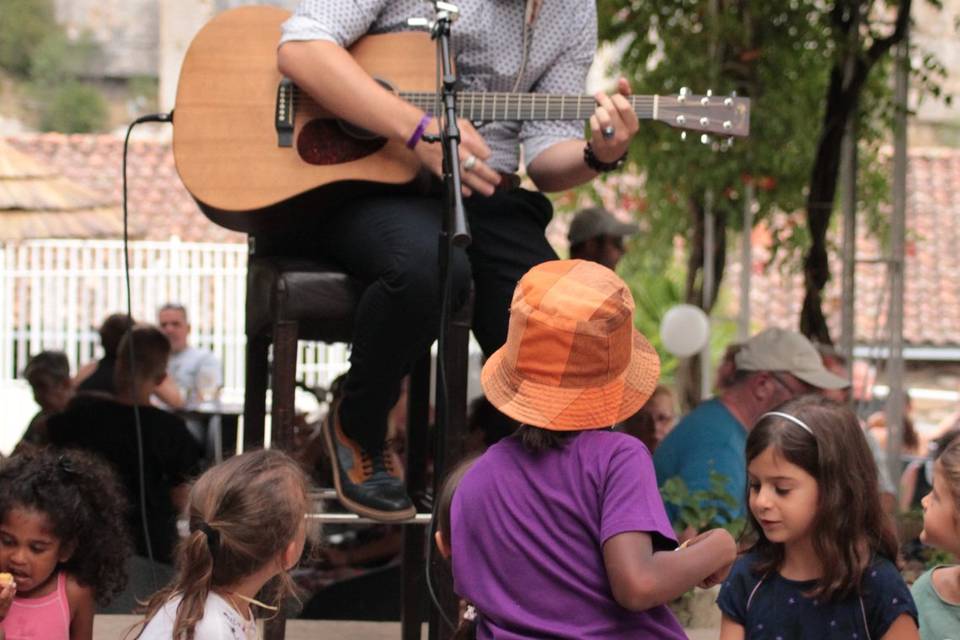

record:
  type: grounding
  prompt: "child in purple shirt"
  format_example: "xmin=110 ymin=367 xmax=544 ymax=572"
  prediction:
xmin=451 ymin=260 xmax=737 ymax=639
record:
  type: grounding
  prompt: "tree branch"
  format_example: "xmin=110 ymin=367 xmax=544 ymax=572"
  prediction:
xmin=866 ymin=0 xmax=912 ymax=66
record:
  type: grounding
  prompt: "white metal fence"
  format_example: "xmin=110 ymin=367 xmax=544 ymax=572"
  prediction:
xmin=0 ymin=238 xmax=351 ymax=395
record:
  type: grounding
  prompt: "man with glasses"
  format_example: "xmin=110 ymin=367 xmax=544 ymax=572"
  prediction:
xmin=653 ymin=328 xmax=849 ymax=531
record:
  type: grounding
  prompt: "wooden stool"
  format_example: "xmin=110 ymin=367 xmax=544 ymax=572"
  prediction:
xmin=242 ymin=239 xmax=469 ymax=640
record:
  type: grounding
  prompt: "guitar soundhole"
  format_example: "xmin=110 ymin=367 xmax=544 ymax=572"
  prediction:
xmin=297 ymin=119 xmax=387 ymax=165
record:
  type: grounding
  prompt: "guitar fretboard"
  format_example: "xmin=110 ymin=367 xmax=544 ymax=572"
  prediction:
xmin=403 ymin=92 xmax=660 ymax=122
xmin=289 ymin=86 xmax=748 ymax=136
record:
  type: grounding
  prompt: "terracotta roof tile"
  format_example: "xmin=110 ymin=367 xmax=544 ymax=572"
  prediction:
xmin=726 ymin=147 xmax=960 ymax=348
xmin=5 ymin=133 xmax=244 ymax=244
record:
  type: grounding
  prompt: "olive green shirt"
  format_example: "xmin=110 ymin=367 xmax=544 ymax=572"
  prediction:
xmin=911 ymin=566 xmax=960 ymax=640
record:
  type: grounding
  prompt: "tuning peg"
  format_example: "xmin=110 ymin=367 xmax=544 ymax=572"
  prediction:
xmin=706 ymin=89 xmax=713 ymax=97
xmin=676 ymin=115 xmax=687 ymax=126
xmin=700 ymin=117 xmax=710 ymax=127
xmin=681 ymin=131 xmax=688 ymax=141
xmin=678 ymin=87 xmax=690 ymax=102
xmin=723 ymin=120 xmax=732 ymax=130
xmin=700 ymin=134 xmax=712 ymax=145
xmin=720 ymin=136 xmax=734 ymax=150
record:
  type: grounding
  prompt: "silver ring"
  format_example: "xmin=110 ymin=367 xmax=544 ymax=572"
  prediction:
xmin=463 ymin=155 xmax=478 ymax=172
xmin=602 ymin=126 xmax=615 ymax=140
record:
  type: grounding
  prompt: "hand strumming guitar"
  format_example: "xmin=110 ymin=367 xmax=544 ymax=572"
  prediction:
xmin=410 ymin=117 xmax=500 ymax=198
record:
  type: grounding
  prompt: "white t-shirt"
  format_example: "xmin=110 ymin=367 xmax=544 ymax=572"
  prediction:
xmin=138 ymin=592 xmax=257 ymax=640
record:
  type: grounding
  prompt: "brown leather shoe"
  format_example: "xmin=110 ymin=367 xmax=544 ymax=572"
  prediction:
xmin=322 ymin=399 xmax=415 ymax=522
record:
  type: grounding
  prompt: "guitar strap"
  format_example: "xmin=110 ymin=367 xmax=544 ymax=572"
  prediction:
xmin=524 ymin=0 xmax=543 ymax=25
xmin=511 ymin=0 xmax=542 ymax=92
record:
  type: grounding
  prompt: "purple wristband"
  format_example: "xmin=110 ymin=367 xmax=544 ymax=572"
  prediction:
xmin=406 ymin=114 xmax=432 ymax=149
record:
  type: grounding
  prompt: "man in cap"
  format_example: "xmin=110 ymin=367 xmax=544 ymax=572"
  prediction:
xmin=568 ymin=206 xmax=639 ymax=271
xmin=653 ymin=327 xmax=849 ymax=527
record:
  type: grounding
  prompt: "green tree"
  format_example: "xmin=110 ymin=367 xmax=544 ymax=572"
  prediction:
xmin=797 ymin=0 xmax=945 ymax=343
xmin=0 ymin=0 xmax=57 ymax=76
xmin=27 ymin=30 xmax=107 ymax=133
xmin=0 ymin=0 xmax=108 ymax=132
xmin=593 ymin=1 xmax=949 ymax=397
xmin=30 ymin=31 xmax=102 ymax=85
xmin=595 ymin=0 xmax=835 ymax=402
xmin=39 ymin=81 xmax=108 ymax=133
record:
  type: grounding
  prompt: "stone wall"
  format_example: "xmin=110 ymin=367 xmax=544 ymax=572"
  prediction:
xmin=55 ymin=0 xmax=158 ymax=77
xmin=52 ymin=0 xmax=296 ymax=82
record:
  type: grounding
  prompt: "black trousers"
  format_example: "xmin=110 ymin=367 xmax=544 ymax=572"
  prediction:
xmin=267 ymin=187 xmax=557 ymax=451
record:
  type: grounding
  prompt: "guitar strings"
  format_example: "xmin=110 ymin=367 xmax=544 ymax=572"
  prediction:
xmin=288 ymin=88 xmax=736 ymax=123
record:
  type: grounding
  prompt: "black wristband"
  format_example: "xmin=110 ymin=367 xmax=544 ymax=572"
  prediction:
xmin=583 ymin=142 xmax=627 ymax=173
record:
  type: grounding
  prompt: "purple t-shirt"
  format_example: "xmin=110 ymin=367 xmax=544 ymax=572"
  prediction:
xmin=451 ymin=431 xmax=686 ymax=639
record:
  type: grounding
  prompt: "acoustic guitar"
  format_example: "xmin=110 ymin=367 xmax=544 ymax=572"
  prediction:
xmin=173 ymin=5 xmax=750 ymax=232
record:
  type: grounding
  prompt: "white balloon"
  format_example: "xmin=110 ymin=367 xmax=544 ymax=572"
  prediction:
xmin=660 ymin=304 xmax=710 ymax=357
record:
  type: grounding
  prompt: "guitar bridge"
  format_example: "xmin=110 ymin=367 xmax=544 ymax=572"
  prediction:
xmin=275 ymin=78 xmax=294 ymax=147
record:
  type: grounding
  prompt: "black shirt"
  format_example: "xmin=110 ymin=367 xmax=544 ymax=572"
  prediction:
xmin=47 ymin=393 xmax=202 ymax=564
xmin=76 ymin=356 xmax=117 ymax=394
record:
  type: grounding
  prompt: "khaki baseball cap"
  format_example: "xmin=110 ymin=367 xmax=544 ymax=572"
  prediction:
xmin=568 ymin=207 xmax=640 ymax=245
xmin=735 ymin=328 xmax=849 ymax=390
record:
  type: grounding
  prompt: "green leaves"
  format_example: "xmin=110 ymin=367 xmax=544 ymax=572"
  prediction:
xmin=659 ymin=471 xmax=746 ymax=537
xmin=0 ymin=0 xmax=108 ymax=132
xmin=0 ymin=0 xmax=57 ymax=77
xmin=599 ymin=0 xmax=832 ymax=232
xmin=40 ymin=81 xmax=108 ymax=133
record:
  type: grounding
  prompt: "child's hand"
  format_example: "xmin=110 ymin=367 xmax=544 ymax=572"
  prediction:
xmin=684 ymin=528 xmax=737 ymax=588
xmin=0 ymin=577 xmax=17 ymax=621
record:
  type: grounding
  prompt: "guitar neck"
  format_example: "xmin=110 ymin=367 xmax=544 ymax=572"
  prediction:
xmin=402 ymin=91 xmax=659 ymax=122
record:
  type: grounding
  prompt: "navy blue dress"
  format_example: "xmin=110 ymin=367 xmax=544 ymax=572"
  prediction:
xmin=717 ymin=552 xmax=918 ymax=639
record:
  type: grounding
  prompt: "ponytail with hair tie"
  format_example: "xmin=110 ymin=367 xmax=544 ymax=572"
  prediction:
xmin=130 ymin=449 xmax=310 ymax=640
xmin=195 ymin=522 xmax=220 ymax=557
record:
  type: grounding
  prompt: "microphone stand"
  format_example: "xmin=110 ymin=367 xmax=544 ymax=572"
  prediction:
xmin=426 ymin=1 xmax=469 ymax=495
xmin=431 ymin=3 xmax=471 ymax=249
xmin=416 ymin=3 xmax=471 ymax=639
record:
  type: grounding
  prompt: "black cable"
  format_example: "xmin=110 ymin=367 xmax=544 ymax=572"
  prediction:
xmin=425 ymin=246 xmax=458 ymax=631
xmin=121 ymin=111 xmax=173 ymax=581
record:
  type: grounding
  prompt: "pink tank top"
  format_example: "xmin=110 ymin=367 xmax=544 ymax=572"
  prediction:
xmin=2 ymin=572 xmax=71 ymax=640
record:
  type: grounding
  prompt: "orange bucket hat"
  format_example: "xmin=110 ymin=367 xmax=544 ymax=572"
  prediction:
xmin=481 ymin=260 xmax=660 ymax=431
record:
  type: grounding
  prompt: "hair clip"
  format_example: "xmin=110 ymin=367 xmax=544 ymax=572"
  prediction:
xmin=196 ymin=521 xmax=220 ymax=556
xmin=463 ymin=604 xmax=478 ymax=621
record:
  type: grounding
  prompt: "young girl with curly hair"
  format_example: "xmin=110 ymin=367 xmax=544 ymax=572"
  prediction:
xmin=718 ymin=395 xmax=919 ymax=639
xmin=133 ymin=448 xmax=311 ymax=640
xmin=0 ymin=449 xmax=131 ymax=640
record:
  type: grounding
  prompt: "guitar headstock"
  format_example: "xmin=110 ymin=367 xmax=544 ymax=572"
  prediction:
xmin=656 ymin=88 xmax=750 ymax=138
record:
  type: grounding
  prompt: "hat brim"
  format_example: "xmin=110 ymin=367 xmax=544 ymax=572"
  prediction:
xmin=793 ymin=368 xmax=850 ymax=390
xmin=481 ymin=329 xmax=661 ymax=431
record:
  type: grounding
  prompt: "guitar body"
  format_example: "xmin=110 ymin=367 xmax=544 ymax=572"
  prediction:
xmin=174 ymin=6 xmax=750 ymax=231
xmin=173 ymin=6 xmax=430 ymax=232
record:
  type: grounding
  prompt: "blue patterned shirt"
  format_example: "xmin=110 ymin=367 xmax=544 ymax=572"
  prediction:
xmin=280 ymin=0 xmax=596 ymax=173
xmin=718 ymin=552 xmax=919 ymax=639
